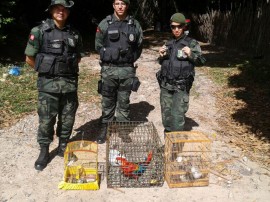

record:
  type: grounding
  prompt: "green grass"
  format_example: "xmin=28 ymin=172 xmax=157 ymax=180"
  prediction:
xmin=207 ymin=67 xmax=236 ymax=85
xmin=0 ymin=64 xmax=37 ymax=114
xmin=0 ymin=63 xmax=100 ymax=128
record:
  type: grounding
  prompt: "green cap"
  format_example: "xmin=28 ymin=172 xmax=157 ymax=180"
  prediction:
xmin=46 ymin=0 xmax=74 ymax=11
xmin=170 ymin=13 xmax=186 ymax=24
xmin=120 ymin=0 xmax=130 ymax=5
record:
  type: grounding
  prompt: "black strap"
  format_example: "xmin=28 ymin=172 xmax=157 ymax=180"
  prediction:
xmin=101 ymin=62 xmax=134 ymax=67
xmin=38 ymin=73 xmax=78 ymax=78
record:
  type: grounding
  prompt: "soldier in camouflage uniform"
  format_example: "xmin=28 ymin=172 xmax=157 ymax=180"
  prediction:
xmin=95 ymin=0 xmax=143 ymax=144
xmin=157 ymin=13 xmax=206 ymax=137
xmin=24 ymin=0 xmax=83 ymax=171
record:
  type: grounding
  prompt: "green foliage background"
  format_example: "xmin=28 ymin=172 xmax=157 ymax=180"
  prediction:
xmin=0 ymin=1 xmax=16 ymax=44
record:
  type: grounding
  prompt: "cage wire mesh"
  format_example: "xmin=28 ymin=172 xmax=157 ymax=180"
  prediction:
xmin=106 ymin=121 xmax=164 ymax=188
xmin=165 ymin=131 xmax=211 ymax=188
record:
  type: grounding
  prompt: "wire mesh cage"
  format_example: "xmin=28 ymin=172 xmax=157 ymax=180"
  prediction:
xmin=58 ymin=140 xmax=99 ymax=190
xmin=165 ymin=131 xmax=211 ymax=188
xmin=106 ymin=121 xmax=164 ymax=188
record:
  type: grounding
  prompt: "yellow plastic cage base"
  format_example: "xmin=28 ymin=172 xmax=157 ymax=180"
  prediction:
xmin=58 ymin=166 xmax=99 ymax=190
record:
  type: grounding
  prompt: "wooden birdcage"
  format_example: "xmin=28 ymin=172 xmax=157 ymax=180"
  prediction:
xmin=165 ymin=131 xmax=211 ymax=188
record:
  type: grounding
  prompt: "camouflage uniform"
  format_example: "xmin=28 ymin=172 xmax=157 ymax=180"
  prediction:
xmin=25 ymin=18 xmax=83 ymax=146
xmin=95 ymin=14 xmax=143 ymax=123
xmin=158 ymin=34 xmax=205 ymax=132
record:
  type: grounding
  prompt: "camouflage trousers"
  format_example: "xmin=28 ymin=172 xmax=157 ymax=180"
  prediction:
xmin=100 ymin=77 xmax=132 ymax=123
xmin=160 ymin=87 xmax=189 ymax=132
xmin=37 ymin=91 xmax=78 ymax=146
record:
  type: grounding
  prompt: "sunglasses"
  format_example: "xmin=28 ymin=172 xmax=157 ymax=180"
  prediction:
xmin=170 ymin=25 xmax=185 ymax=30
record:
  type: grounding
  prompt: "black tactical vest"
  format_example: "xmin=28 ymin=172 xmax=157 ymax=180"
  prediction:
xmin=160 ymin=36 xmax=195 ymax=80
xmin=100 ymin=15 xmax=137 ymax=65
xmin=34 ymin=19 xmax=79 ymax=76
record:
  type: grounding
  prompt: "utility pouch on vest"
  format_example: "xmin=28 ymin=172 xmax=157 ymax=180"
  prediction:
xmin=132 ymin=77 xmax=140 ymax=92
xmin=37 ymin=54 xmax=56 ymax=73
xmin=55 ymin=62 xmax=68 ymax=74
xmin=100 ymin=47 xmax=120 ymax=62
xmin=171 ymin=60 xmax=182 ymax=78
xmin=34 ymin=54 xmax=44 ymax=72
xmin=67 ymin=55 xmax=78 ymax=73
xmin=186 ymin=76 xmax=194 ymax=94
xmin=160 ymin=60 xmax=170 ymax=76
xmin=97 ymin=80 xmax=102 ymax=94
xmin=108 ymin=29 xmax=120 ymax=41
xmin=48 ymin=40 xmax=64 ymax=54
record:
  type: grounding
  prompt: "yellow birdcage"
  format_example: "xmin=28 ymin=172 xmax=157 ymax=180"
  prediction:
xmin=165 ymin=131 xmax=211 ymax=188
xmin=58 ymin=140 xmax=99 ymax=190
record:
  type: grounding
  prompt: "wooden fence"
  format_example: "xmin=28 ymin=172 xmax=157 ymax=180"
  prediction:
xmin=192 ymin=0 xmax=270 ymax=61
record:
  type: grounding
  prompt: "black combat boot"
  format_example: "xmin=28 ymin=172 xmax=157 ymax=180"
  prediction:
xmin=57 ymin=138 xmax=69 ymax=157
xmin=97 ymin=123 xmax=107 ymax=144
xmin=34 ymin=145 xmax=50 ymax=171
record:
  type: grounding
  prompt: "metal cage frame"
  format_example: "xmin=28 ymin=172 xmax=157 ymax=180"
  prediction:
xmin=106 ymin=121 xmax=164 ymax=188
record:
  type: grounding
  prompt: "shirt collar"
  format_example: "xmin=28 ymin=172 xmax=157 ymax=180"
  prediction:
xmin=175 ymin=34 xmax=186 ymax=42
xmin=47 ymin=18 xmax=69 ymax=30
xmin=112 ymin=14 xmax=129 ymax=22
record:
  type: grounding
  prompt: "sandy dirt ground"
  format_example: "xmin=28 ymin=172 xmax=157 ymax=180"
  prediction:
xmin=0 ymin=43 xmax=269 ymax=202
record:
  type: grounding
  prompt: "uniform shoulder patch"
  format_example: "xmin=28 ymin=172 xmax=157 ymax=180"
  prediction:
xmin=29 ymin=27 xmax=41 ymax=39
xmin=96 ymin=27 xmax=102 ymax=33
xmin=29 ymin=34 xmax=35 ymax=41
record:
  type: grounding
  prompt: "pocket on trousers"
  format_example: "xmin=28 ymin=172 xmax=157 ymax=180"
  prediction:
xmin=183 ymin=94 xmax=189 ymax=103
xmin=38 ymin=94 xmax=49 ymax=118
xmin=132 ymin=77 xmax=140 ymax=92
xmin=101 ymin=84 xmax=116 ymax=97
xmin=97 ymin=80 xmax=102 ymax=94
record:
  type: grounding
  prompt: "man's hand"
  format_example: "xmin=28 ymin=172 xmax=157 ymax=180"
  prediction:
xmin=25 ymin=56 xmax=35 ymax=68
xmin=159 ymin=45 xmax=167 ymax=57
xmin=182 ymin=46 xmax=191 ymax=57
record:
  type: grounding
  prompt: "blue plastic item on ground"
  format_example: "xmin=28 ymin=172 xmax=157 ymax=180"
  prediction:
xmin=9 ymin=67 xmax=21 ymax=76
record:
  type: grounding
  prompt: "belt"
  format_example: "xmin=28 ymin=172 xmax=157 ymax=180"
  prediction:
xmin=38 ymin=73 xmax=78 ymax=78
xmin=101 ymin=62 xmax=134 ymax=67
xmin=164 ymin=78 xmax=186 ymax=85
